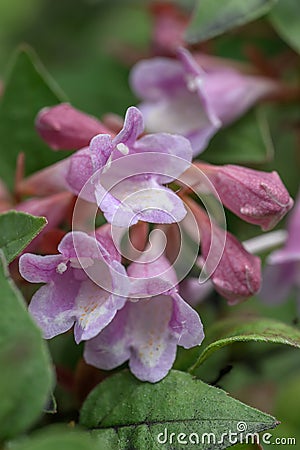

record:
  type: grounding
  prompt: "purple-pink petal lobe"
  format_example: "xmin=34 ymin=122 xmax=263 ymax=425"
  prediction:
xmin=19 ymin=230 xmax=129 ymax=342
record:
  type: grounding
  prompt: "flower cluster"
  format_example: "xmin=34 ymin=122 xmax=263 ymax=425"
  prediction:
xmin=18 ymin=47 xmax=293 ymax=382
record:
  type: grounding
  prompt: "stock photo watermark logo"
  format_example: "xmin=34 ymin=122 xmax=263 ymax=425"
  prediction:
xmin=157 ymin=421 xmax=297 ymax=447
xmin=71 ymin=151 xmax=227 ymax=295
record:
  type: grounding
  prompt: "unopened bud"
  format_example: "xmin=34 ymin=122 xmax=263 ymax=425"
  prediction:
xmin=197 ymin=163 xmax=293 ymax=231
xmin=35 ymin=103 xmax=112 ymax=150
xmin=185 ymin=197 xmax=261 ymax=304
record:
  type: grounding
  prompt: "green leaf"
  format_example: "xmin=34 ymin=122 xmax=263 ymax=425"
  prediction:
xmin=7 ymin=426 xmax=102 ymax=450
xmin=0 ymin=252 xmax=54 ymax=441
xmin=186 ymin=0 xmax=278 ymax=43
xmin=0 ymin=211 xmax=47 ymax=263
xmin=269 ymin=0 xmax=300 ymax=54
xmin=0 ymin=46 xmax=69 ymax=190
xmin=80 ymin=370 xmax=278 ymax=450
xmin=202 ymin=107 xmax=274 ymax=164
xmin=189 ymin=317 xmax=300 ymax=373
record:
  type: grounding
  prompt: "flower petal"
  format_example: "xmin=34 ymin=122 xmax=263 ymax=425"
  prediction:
xmin=65 ymin=148 xmax=95 ymax=201
xmin=97 ymin=177 xmax=187 ymax=226
xmin=95 ymin=223 xmax=121 ymax=262
xmin=85 ymin=296 xmax=178 ymax=382
xmin=134 ymin=133 xmax=192 ymax=182
xmin=73 ymin=278 xmax=126 ymax=343
xmin=113 ymin=106 xmax=144 ymax=147
xmin=19 ymin=253 xmax=65 ymax=283
xmin=130 ymin=58 xmax=184 ymax=101
xmin=89 ymin=134 xmax=114 ymax=171
xmin=57 ymin=231 xmax=102 ymax=260
xmin=128 ymin=254 xmax=178 ymax=298
xmin=84 ymin=305 xmax=130 ymax=370
xmin=127 ymin=296 xmax=178 ymax=382
xmin=28 ymin=268 xmax=80 ymax=338
xmin=170 ymin=293 xmax=204 ymax=348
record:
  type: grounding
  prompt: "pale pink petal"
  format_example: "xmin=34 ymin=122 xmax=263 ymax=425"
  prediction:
xmin=19 ymin=253 xmax=65 ymax=283
xmin=84 ymin=305 xmax=130 ymax=370
xmin=65 ymin=148 xmax=95 ymax=201
xmin=73 ymin=278 xmax=126 ymax=343
xmin=170 ymin=293 xmax=204 ymax=348
xmin=113 ymin=106 xmax=144 ymax=147
xmin=28 ymin=268 xmax=80 ymax=338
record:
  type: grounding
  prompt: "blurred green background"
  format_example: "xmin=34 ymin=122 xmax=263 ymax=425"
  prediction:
xmin=0 ymin=0 xmax=152 ymax=117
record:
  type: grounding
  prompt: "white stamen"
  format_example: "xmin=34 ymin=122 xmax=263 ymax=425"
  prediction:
xmin=56 ymin=262 xmax=67 ymax=274
xmin=116 ymin=143 xmax=129 ymax=155
xmin=243 ymin=230 xmax=288 ymax=254
xmin=186 ymin=75 xmax=203 ymax=92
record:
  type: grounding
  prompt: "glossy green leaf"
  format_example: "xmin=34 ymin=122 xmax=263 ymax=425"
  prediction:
xmin=0 ymin=46 xmax=69 ymax=190
xmin=189 ymin=317 xmax=300 ymax=373
xmin=0 ymin=211 xmax=46 ymax=263
xmin=186 ymin=0 xmax=278 ymax=43
xmin=0 ymin=252 xmax=54 ymax=441
xmin=269 ymin=0 xmax=300 ymax=54
xmin=7 ymin=427 xmax=102 ymax=450
xmin=80 ymin=370 xmax=278 ymax=450
xmin=202 ymin=107 xmax=274 ymax=164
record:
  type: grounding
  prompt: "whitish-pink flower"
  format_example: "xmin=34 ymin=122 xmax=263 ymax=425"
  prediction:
xmin=19 ymin=228 xmax=129 ymax=343
xmin=66 ymin=106 xmax=193 ymax=227
xmin=84 ymin=253 xmax=204 ymax=382
xmin=130 ymin=48 xmax=279 ymax=155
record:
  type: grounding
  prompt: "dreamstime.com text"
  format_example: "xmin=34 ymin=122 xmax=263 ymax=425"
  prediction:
xmin=157 ymin=422 xmax=296 ymax=446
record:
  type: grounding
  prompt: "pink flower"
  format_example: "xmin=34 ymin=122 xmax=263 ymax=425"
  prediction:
xmin=84 ymin=253 xmax=204 ymax=382
xmin=36 ymin=103 xmax=112 ymax=150
xmin=130 ymin=48 xmax=279 ymax=155
xmin=186 ymin=197 xmax=261 ymax=304
xmin=197 ymin=162 xmax=293 ymax=230
xmin=66 ymin=106 xmax=193 ymax=227
xmin=19 ymin=228 xmax=129 ymax=343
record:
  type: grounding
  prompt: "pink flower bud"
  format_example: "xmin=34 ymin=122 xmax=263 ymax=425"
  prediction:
xmin=17 ymin=159 xmax=70 ymax=196
xmin=35 ymin=103 xmax=113 ymax=150
xmin=197 ymin=163 xmax=293 ymax=231
xmin=185 ymin=197 xmax=261 ymax=304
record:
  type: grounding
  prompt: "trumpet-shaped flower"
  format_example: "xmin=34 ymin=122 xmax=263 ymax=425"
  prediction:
xmin=19 ymin=229 xmax=129 ymax=343
xmin=66 ymin=106 xmax=193 ymax=227
xmin=130 ymin=48 xmax=279 ymax=155
xmin=84 ymin=254 xmax=204 ymax=382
